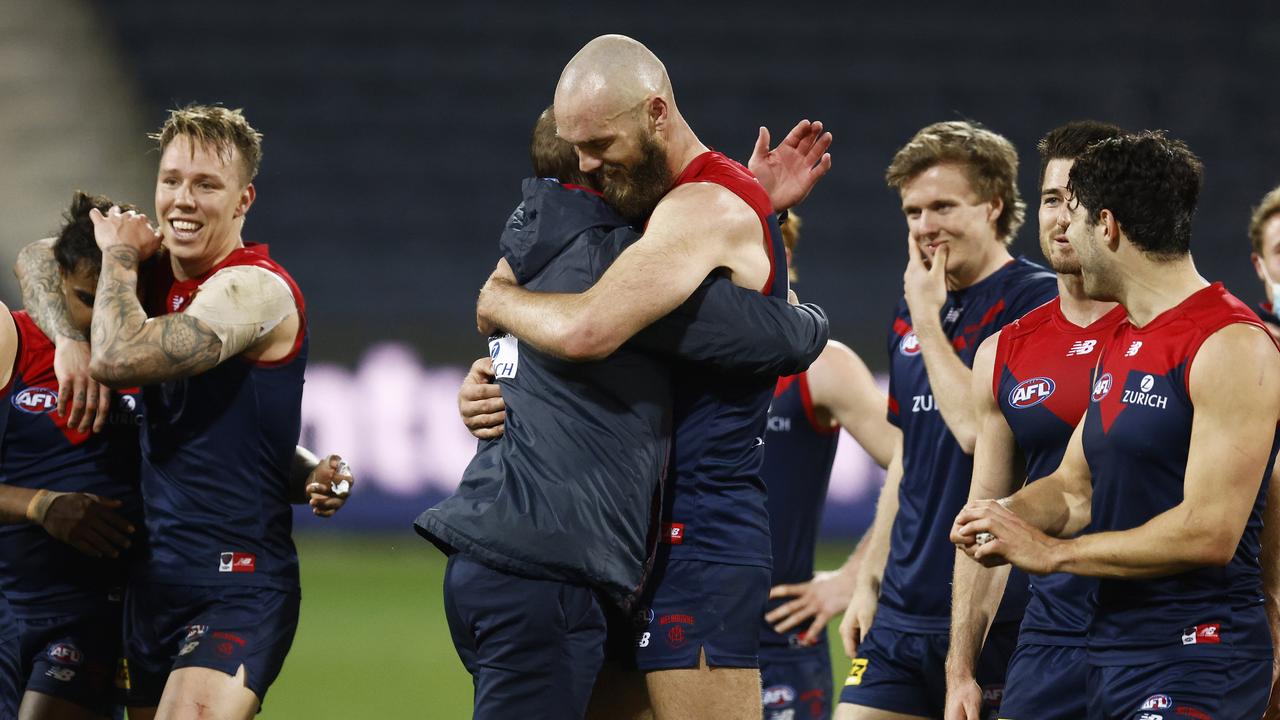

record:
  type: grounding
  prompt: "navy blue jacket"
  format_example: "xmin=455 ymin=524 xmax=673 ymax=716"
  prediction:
xmin=415 ymin=179 xmax=828 ymax=607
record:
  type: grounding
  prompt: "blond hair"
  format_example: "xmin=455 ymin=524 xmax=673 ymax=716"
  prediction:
xmin=149 ymin=104 xmax=263 ymax=184
xmin=1249 ymin=186 xmax=1280 ymax=254
xmin=780 ymin=211 xmax=802 ymax=283
xmin=885 ymin=121 xmax=1025 ymax=243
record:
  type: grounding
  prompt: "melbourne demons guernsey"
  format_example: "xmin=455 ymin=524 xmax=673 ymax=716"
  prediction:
xmin=140 ymin=244 xmax=306 ymax=590
xmin=879 ymin=258 xmax=1056 ymax=632
xmin=0 ymin=311 xmax=142 ymax=615
xmin=665 ymin=151 xmax=789 ymax=568
xmin=995 ymin=299 xmax=1127 ymax=645
xmin=1084 ymin=283 xmax=1276 ymax=662
xmin=759 ymin=372 xmax=840 ymax=650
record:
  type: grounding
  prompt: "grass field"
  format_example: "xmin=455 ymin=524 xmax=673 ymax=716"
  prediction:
xmin=265 ymin=534 xmax=859 ymax=718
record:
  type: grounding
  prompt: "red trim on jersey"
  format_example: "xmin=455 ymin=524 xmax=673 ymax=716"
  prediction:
xmin=797 ymin=371 xmax=839 ymax=435
xmin=964 ymin=299 xmax=1007 ymax=336
xmin=670 ymin=151 xmax=778 ymax=295
xmin=561 ymin=183 xmax=603 ymax=197
xmin=887 ymin=395 xmax=900 ymax=416
xmin=893 ymin=318 xmax=913 ymax=337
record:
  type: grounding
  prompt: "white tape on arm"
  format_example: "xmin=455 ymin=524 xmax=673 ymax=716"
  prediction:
xmin=184 ymin=265 xmax=296 ymax=363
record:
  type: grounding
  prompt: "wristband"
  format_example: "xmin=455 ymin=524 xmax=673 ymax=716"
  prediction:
xmin=25 ymin=489 xmax=63 ymax=525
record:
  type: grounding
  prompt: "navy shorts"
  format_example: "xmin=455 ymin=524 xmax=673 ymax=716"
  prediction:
xmin=443 ymin=553 xmax=606 ymax=720
xmin=1087 ymin=656 xmax=1271 ymax=720
xmin=0 ymin=628 xmax=18 ymax=720
xmin=123 ymin=582 xmax=300 ymax=708
xmin=837 ymin=620 xmax=1017 ymax=717
xmin=998 ymin=643 xmax=1087 ymax=720
xmin=625 ymin=558 xmax=770 ymax=671
xmin=18 ymin=598 xmax=124 ymax=716
xmin=760 ymin=642 xmax=833 ymax=720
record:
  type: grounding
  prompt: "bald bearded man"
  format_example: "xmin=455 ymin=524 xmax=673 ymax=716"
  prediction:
xmin=476 ymin=35 xmax=831 ymax=720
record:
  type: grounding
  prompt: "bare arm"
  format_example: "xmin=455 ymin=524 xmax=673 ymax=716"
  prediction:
xmin=945 ymin=334 xmax=1018 ymax=714
xmin=839 ymin=433 xmax=903 ymax=657
xmin=14 ymin=238 xmax=112 ymax=431
xmin=964 ymin=324 xmax=1280 ymax=577
xmin=1263 ymin=464 xmax=1280 ymax=699
xmin=476 ymin=183 xmax=768 ymax=361
xmin=806 ymin=339 xmax=898 ymax=469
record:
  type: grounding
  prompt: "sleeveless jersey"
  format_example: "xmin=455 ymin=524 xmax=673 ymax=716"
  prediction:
xmin=994 ymin=299 xmax=1127 ymax=645
xmin=878 ymin=258 xmax=1058 ymax=633
xmin=139 ymin=244 xmax=307 ymax=590
xmin=759 ymin=371 xmax=840 ymax=650
xmin=664 ymin=151 xmax=788 ymax=568
xmin=1084 ymin=282 xmax=1276 ymax=663
xmin=0 ymin=311 xmax=142 ymax=616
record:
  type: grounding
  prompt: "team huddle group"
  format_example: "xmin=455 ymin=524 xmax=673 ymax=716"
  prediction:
xmin=421 ymin=35 xmax=1280 ymax=720
xmin=0 ymin=104 xmax=355 ymax=720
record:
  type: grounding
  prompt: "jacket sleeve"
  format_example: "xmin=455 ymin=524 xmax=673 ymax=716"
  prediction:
xmin=630 ymin=276 xmax=829 ymax=377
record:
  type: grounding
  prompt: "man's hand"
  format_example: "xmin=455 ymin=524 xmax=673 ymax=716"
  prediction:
xmin=53 ymin=338 xmax=113 ymax=433
xmin=766 ymin=569 xmax=854 ymax=646
xmin=304 ymin=454 xmax=354 ymax=517
xmin=39 ymin=492 xmax=134 ymax=558
xmin=943 ymin=678 xmax=984 ymax=720
xmin=952 ymin=499 xmax=1061 ymax=573
xmin=749 ymin=119 xmax=833 ymax=212
xmin=89 ymin=206 xmax=162 ymax=260
xmin=476 ymin=258 xmax=517 ymax=336
xmin=903 ymin=233 xmax=949 ymax=320
xmin=838 ymin=579 xmax=878 ymax=658
xmin=459 ymin=357 xmax=506 ymax=439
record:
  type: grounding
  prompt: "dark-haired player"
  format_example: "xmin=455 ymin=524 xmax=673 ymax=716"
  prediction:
xmin=757 ymin=212 xmax=899 ymax=720
xmin=954 ymin=131 xmax=1279 ymax=718
xmin=834 ymin=121 xmax=1057 ymax=720
xmin=2 ymin=191 xmax=143 ymax=720
xmin=942 ymin=121 xmax=1125 ymax=720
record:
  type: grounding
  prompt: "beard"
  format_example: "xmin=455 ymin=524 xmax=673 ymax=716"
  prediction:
xmin=601 ymin=132 xmax=672 ymax=223
xmin=1041 ymin=231 xmax=1083 ymax=275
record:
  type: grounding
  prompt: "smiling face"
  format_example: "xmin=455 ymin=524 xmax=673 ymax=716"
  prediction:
xmin=154 ymin=134 xmax=254 ymax=270
xmin=1039 ymin=158 xmax=1081 ymax=274
xmin=900 ymin=163 xmax=1004 ymax=282
xmin=555 ymin=98 xmax=672 ymax=222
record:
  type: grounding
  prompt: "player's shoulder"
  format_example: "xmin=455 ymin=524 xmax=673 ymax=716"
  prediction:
xmin=1002 ymin=297 xmax=1060 ymax=338
xmin=653 ymin=182 xmax=759 ymax=233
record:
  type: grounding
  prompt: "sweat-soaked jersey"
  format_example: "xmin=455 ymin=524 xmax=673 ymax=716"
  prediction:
xmin=878 ymin=257 xmax=1057 ymax=633
xmin=994 ymin=299 xmax=1127 ymax=644
xmin=1083 ymin=282 xmax=1276 ymax=664
xmin=0 ymin=311 xmax=142 ymax=616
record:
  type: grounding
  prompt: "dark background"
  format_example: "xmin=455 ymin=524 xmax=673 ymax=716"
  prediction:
xmin=97 ymin=0 xmax=1280 ymax=370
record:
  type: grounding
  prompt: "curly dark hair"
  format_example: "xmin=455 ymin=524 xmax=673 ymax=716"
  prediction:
xmin=53 ymin=191 xmax=137 ymax=276
xmin=1036 ymin=120 xmax=1124 ymax=187
xmin=1067 ymin=131 xmax=1203 ymax=259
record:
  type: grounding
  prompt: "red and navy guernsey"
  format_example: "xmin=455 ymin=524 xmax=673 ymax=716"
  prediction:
xmin=759 ymin=371 xmax=840 ymax=650
xmin=878 ymin=257 xmax=1057 ymax=633
xmin=665 ymin=151 xmax=789 ymax=569
xmin=0 ymin=311 xmax=142 ymax=616
xmin=995 ymin=299 xmax=1127 ymax=645
xmin=1084 ymin=282 xmax=1277 ymax=663
xmin=139 ymin=244 xmax=306 ymax=591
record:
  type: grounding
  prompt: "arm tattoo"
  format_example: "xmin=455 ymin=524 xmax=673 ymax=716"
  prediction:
xmin=15 ymin=239 xmax=84 ymax=342
xmin=91 ymin=246 xmax=223 ymax=386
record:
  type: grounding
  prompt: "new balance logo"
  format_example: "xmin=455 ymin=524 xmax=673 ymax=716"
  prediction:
xmin=1067 ymin=339 xmax=1097 ymax=356
xmin=1125 ymin=341 xmax=1143 ymax=357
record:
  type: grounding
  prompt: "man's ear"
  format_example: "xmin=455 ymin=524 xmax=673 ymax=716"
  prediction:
xmin=235 ymin=183 xmax=256 ymax=219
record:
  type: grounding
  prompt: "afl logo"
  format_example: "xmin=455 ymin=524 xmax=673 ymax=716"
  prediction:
xmin=1008 ymin=377 xmax=1055 ymax=409
xmin=898 ymin=331 xmax=921 ymax=356
xmin=12 ymin=387 xmax=57 ymax=414
xmin=1091 ymin=373 xmax=1113 ymax=402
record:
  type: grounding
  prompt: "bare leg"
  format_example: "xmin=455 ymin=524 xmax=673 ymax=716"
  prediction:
xmin=645 ymin=649 xmax=761 ymax=720
xmin=153 ymin=666 xmax=257 ymax=720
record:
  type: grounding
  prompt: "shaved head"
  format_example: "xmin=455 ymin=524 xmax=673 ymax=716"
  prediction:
xmin=554 ymin=35 xmax=673 ymax=141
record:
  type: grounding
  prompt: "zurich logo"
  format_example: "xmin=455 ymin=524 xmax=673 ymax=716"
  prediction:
xmin=12 ymin=387 xmax=57 ymax=414
xmin=898 ymin=331 xmax=921 ymax=356
xmin=1091 ymin=372 xmax=1113 ymax=402
xmin=1140 ymin=374 xmax=1155 ymax=392
xmin=1008 ymin=377 xmax=1055 ymax=409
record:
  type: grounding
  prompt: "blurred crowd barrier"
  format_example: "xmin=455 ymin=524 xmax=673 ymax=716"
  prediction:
xmin=297 ymin=342 xmax=885 ymax=539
